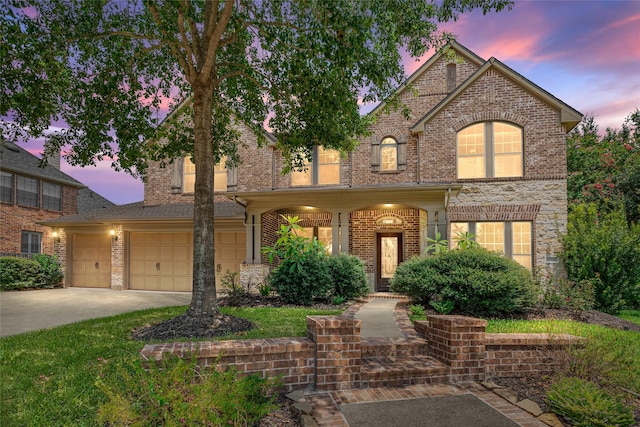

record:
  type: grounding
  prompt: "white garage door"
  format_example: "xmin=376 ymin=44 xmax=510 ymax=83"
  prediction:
xmin=71 ymin=234 xmax=111 ymax=288
xmin=129 ymin=231 xmax=245 ymax=291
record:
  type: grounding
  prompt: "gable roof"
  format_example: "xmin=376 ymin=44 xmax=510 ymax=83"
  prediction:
xmin=410 ymin=57 xmax=583 ymax=132
xmin=77 ymin=188 xmax=115 ymax=212
xmin=366 ymin=41 xmax=486 ymax=118
xmin=0 ymin=142 xmax=85 ymax=188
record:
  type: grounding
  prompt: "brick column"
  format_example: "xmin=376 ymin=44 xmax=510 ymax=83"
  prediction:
xmin=307 ymin=316 xmax=362 ymax=391
xmin=110 ymin=225 xmax=124 ymax=290
xmin=426 ymin=315 xmax=487 ymax=382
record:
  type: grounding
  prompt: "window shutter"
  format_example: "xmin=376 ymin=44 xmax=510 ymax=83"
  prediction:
xmin=171 ymin=157 xmax=184 ymax=193
xmin=227 ymin=167 xmax=238 ymax=190
xmin=371 ymin=136 xmax=380 ymax=172
xmin=398 ymin=136 xmax=408 ymax=170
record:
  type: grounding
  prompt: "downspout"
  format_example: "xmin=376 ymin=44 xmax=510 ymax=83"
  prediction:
xmin=416 ymin=133 xmax=421 ymax=184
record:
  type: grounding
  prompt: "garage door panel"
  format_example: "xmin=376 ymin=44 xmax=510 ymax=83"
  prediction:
xmin=71 ymin=235 xmax=111 ymax=288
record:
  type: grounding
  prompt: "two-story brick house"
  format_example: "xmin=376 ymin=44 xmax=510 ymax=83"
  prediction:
xmin=44 ymin=42 xmax=581 ymax=292
xmin=1 ymin=141 xmax=114 ymax=259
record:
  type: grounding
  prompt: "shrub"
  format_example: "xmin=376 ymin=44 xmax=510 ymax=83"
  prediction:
xmin=326 ymin=254 xmax=369 ymax=299
xmin=0 ymin=257 xmax=42 ymax=290
xmin=390 ymin=248 xmax=536 ymax=316
xmin=541 ymin=277 xmax=596 ymax=311
xmin=97 ymin=355 xmax=278 ymax=426
xmin=32 ymin=254 xmax=64 ymax=287
xmin=268 ymin=254 xmax=333 ymax=305
xmin=546 ymin=377 xmax=635 ymax=427
xmin=561 ymin=203 xmax=640 ymax=313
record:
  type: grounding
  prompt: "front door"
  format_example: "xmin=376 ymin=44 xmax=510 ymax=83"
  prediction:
xmin=376 ymin=232 xmax=403 ymax=292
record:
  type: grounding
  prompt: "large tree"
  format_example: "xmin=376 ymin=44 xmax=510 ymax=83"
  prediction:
xmin=1 ymin=0 xmax=510 ymax=326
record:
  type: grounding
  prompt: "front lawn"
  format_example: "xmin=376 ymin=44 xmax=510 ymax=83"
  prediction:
xmin=0 ymin=305 xmax=342 ymax=426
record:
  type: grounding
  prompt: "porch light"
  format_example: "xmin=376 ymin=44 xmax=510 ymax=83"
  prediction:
xmin=52 ymin=229 xmax=60 ymax=243
xmin=110 ymin=227 xmax=118 ymax=242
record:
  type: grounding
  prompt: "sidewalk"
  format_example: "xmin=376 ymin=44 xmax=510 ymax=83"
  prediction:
xmin=303 ymin=296 xmax=548 ymax=427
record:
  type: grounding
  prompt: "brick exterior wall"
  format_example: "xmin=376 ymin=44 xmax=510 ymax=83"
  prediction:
xmin=110 ymin=225 xmax=124 ymax=290
xmin=0 ymin=184 xmax=78 ymax=255
xmin=349 ymin=208 xmax=421 ymax=276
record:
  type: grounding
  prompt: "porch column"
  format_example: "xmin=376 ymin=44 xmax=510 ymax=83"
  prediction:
xmin=330 ymin=210 xmax=340 ymax=255
xmin=340 ymin=211 xmax=349 ymax=254
xmin=244 ymin=210 xmax=263 ymax=264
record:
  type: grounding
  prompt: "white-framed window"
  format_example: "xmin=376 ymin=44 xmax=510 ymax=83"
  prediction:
xmin=291 ymin=146 xmax=340 ymax=186
xmin=182 ymin=156 xmax=227 ymax=193
xmin=42 ymin=182 xmax=62 ymax=211
xmin=16 ymin=175 xmax=39 ymax=208
xmin=372 ymin=135 xmax=407 ymax=172
xmin=451 ymin=221 xmax=532 ymax=269
xmin=457 ymin=122 xmax=523 ymax=179
xmin=21 ymin=231 xmax=42 ymax=254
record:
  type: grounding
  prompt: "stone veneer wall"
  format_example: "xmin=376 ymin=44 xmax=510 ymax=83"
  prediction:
xmin=141 ymin=315 xmax=578 ymax=392
xmin=448 ymin=180 xmax=567 ymax=272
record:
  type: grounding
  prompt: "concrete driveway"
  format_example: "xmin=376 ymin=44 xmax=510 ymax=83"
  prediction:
xmin=0 ymin=287 xmax=192 ymax=337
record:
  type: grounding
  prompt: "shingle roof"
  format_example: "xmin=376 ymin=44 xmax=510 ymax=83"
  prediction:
xmin=39 ymin=201 xmax=244 ymax=226
xmin=77 ymin=188 xmax=115 ymax=212
xmin=0 ymin=142 xmax=85 ymax=188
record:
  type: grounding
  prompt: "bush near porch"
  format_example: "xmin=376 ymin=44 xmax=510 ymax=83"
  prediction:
xmin=390 ymin=248 xmax=536 ymax=316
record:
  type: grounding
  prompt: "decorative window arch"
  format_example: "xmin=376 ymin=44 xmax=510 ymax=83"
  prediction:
xmin=457 ymin=121 xmax=523 ymax=179
xmin=371 ymin=134 xmax=407 ymax=172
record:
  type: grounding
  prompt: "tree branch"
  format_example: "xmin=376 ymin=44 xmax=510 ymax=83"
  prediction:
xmin=146 ymin=1 xmax=194 ymax=82
xmin=200 ymin=0 xmax=234 ymax=81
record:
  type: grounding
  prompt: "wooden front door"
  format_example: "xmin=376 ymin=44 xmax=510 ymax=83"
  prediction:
xmin=376 ymin=232 xmax=403 ymax=292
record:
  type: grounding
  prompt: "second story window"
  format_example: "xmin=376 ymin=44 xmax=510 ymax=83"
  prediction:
xmin=380 ymin=137 xmax=398 ymax=171
xmin=43 ymin=182 xmax=62 ymax=211
xmin=291 ymin=146 xmax=340 ymax=186
xmin=457 ymin=122 xmax=523 ymax=179
xmin=183 ymin=156 xmax=227 ymax=193
xmin=17 ymin=175 xmax=39 ymax=208
xmin=1 ymin=171 xmax=13 ymax=203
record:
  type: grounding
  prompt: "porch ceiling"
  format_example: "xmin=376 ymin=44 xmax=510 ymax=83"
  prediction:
xmin=229 ymin=183 xmax=462 ymax=212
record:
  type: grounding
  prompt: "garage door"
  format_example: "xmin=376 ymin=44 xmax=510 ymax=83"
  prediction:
xmin=215 ymin=231 xmax=246 ymax=287
xmin=129 ymin=231 xmax=246 ymax=291
xmin=130 ymin=232 xmax=193 ymax=292
xmin=71 ymin=234 xmax=111 ymax=288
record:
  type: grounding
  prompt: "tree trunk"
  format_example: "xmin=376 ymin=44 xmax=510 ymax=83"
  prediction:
xmin=187 ymin=84 xmax=219 ymax=318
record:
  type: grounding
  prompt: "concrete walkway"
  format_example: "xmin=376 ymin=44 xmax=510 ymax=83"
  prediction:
xmin=354 ymin=298 xmax=405 ymax=338
xmin=0 ymin=287 xmax=191 ymax=337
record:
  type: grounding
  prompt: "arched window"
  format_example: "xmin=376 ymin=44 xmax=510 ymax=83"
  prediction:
xmin=380 ymin=137 xmax=398 ymax=171
xmin=457 ymin=122 xmax=523 ymax=179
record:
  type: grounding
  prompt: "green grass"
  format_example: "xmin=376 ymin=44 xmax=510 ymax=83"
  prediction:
xmin=618 ymin=309 xmax=640 ymax=325
xmin=0 ymin=305 xmax=342 ymax=427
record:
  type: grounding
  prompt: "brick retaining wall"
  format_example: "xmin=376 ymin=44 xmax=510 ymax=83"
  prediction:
xmin=140 ymin=314 xmax=579 ymax=391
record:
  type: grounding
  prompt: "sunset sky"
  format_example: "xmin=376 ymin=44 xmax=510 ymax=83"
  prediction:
xmin=15 ymin=0 xmax=640 ymax=205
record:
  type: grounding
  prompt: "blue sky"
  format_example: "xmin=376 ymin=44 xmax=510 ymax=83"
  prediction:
xmin=17 ymin=0 xmax=640 ymax=205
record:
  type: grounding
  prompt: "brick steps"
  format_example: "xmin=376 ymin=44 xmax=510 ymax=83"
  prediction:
xmin=361 ymin=355 xmax=450 ymax=388
xmin=361 ymin=337 xmax=428 ymax=358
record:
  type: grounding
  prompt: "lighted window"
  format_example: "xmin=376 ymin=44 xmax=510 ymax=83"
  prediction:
xmin=457 ymin=122 xmax=522 ymax=179
xmin=291 ymin=147 xmax=340 ymax=186
xmin=380 ymin=137 xmax=398 ymax=171
xmin=300 ymin=226 xmax=333 ymax=253
xmin=42 ymin=182 xmax=62 ymax=211
xmin=183 ymin=156 xmax=227 ymax=193
xmin=450 ymin=221 xmax=532 ymax=268
xmin=16 ymin=175 xmax=39 ymax=208
xmin=1 ymin=171 xmax=13 ymax=203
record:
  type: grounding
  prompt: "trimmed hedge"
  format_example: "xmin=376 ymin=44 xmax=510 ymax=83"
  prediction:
xmin=0 ymin=255 xmax=63 ymax=290
xmin=390 ymin=248 xmax=536 ymax=316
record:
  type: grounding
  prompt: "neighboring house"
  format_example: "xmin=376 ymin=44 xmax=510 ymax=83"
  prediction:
xmin=42 ymin=42 xmax=581 ymax=292
xmin=0 ymin=141 xmax=114 ymax=258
